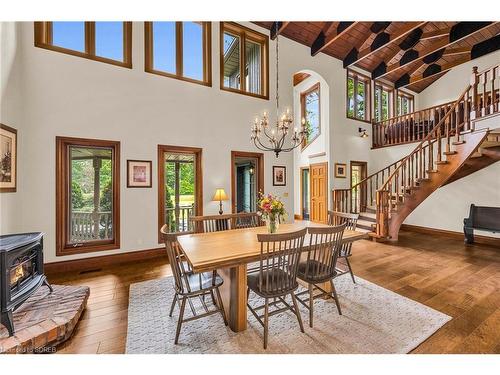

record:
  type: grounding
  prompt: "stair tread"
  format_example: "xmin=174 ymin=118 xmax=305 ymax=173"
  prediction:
xmin=359 ymin=212 xmax=376 ymax=220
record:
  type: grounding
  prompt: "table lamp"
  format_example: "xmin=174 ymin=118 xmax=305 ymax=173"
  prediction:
xmin=212 ymin=188 xmax=229 ymax=215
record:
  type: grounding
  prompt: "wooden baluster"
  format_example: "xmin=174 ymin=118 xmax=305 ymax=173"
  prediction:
xmin=482 ymin=71 xmax=487 ymax=117
xmin=470 ymin=66 xmax=479 ymax=120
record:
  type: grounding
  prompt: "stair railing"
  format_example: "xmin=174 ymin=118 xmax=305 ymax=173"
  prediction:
xmin=372 ymin=100 xmax=455 ymax=148
xmin=372 ymin=66 xmax=499 ymax=149
xmin=375 ymin=63 xmax=500 ymax=238
xmin=332 ymin=157 xmax=405 ymax=214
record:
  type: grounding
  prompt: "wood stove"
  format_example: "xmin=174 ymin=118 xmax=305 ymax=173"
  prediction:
xmin=1 ymin=232 xmax=52 ymax=337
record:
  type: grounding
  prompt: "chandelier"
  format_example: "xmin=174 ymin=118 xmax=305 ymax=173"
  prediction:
xmin=251 ymin=35 xmax=308 ymax=158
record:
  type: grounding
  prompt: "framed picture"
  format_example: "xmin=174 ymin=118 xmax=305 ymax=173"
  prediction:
xmin=273 ymin=165 xmax=286 ymax=186
xmin=0 ymin=124 xmax=17 ymax=192
xmin=127 ymin=160 xmax=152 ymax=188
xmin=335 ymin=163 xmax=347 ymax=178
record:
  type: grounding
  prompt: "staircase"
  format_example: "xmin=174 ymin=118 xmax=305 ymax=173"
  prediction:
xmin=333 ymin=63 xmax=500 ymax=240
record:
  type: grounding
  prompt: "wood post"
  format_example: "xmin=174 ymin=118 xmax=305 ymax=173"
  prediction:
xmin=376 ymin=190 xmax=389 ymax=238
xmin=470 ymin=66 xmax=479 ymax=121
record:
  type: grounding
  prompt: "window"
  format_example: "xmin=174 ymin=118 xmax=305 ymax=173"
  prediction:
xmin=220 ymin=22 xmax=269 ymax=99
xmin=56 ymin=137 xmax=120 ymax=256
xmin=346 ymin=69 xmax=371 ymax=122
xmin=374 ymin=82 xmax=393 ymax=122
xmin=397 ymin=91 xmax=415 ymax=116
xmin=145 ymin=22 xmax=212 ymax=86
xmin=158 ymin=145 xmax=203 ymax=240
xmin=34 ymin=22 xmax=132 ymax=68
xmin=301 ymin=83 xmax=321 ymax=148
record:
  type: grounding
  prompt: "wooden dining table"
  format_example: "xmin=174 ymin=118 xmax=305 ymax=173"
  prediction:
xmin=177 ymin=220 xmax=368 ymax=332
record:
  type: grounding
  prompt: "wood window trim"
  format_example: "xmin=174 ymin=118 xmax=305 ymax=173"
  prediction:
xmin=157 ymin=145 xmax=203 ymax=243
xmin=220 ymin=22 xmax=269 ymax=100
xmin=300 ymin=82 xmax=321 ymax=151
xmin=396 ymin=89 xmax=415 ymax=115
xmin=230 ymin=151 xmax=264 ymax=213
xmin=34 ymin=22 xmax=132 ymax=69
xmin=144 ymin=22 xmax=212 ymax=87
xmin=346 ymin=69 xmax=371 ymax=124
xmin=374 ymin=80 xmax=394 ymax=122
xmin=299 ymin=166 xmax=310 ymax=221
xmin=56 ymin=136 xmax=121 ymax=257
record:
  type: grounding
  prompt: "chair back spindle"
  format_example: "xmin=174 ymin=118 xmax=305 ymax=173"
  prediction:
xmin=256 ymin=228 xmax=307 ymax=295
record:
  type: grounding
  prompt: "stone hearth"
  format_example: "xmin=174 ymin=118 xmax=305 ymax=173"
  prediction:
xmin=0 ymin=284 xmax=89 ymax=354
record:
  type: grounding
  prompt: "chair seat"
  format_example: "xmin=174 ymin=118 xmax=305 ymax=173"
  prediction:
xmin=297 ymin=260 xmax=336 ymax=283
xmin=247 ymin=269 xmax=298 ymax=297
xmin=179 ymin=271 xmax=223 ymax=295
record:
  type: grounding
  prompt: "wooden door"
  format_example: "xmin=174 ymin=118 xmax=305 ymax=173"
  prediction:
xmin=310 ymin=162 xmax=328 ymax=223
xmin=350 ymin=161 xmax=368 ymax=212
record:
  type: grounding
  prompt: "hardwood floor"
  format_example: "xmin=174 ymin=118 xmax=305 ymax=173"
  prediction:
xmin=47 ymin=230 xmax=500 ymax=354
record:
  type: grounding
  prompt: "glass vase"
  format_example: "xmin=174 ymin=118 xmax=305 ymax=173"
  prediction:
xmin=265 ymin=216 xmax=280 ymax=233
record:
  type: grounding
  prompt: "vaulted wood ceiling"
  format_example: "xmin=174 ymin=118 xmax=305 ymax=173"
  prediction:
xmin=253 ymin=22 xmax=500 ymax=93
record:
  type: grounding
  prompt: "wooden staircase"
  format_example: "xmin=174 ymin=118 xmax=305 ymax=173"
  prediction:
xmin=333 ymin=63 xmax=500 ymax=240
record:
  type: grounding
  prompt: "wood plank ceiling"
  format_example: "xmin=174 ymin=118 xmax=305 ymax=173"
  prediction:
xmin=253 ymin=22 xmax=500 ymax=93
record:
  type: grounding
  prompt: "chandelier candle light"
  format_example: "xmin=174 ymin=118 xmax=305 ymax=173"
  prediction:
xmin=251 ymin=35 xmax=308 ymax=158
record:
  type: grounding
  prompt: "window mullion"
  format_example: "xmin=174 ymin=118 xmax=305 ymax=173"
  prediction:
xmin=353 ymin=77 xmax=358 ymax=120
xmin=86 ymin=22 xmax=95 ymax=56
xmin=240 ymin=31 xmax=246 ymax=92
xmin=176 ymin=22 xmax=183 ymax=78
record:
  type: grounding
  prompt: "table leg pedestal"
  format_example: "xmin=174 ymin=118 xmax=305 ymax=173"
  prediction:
xmin=218 ymin=264 xmax=248 ymax=332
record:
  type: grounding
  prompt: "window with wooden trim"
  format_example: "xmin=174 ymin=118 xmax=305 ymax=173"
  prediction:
xmin=145 ymin=22 xmax=212 ymax=86
xmin=220 ymin=22 xmax=269 ymax=99
xmin=397 ymin=91 xmax=415 ymax=116
xmin=374 ymin=82 xmax=393 ymax=122
xmin=34 ymin=22 xmax=132 ymax=68
xmin=346 ymin=69 xmax=371 ymax=122
xmin=301 ymin=83 xmax=321 ymax=149
xmin=56 ymin=137 xmax=120 ymax=256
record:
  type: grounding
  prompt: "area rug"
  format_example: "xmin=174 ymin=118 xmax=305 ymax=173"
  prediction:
xmin=125 ymin=276 xmax=450 ymax=354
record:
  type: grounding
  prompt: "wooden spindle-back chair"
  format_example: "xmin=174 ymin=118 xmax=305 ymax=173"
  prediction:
xmin=161 ymin=226 xmax=228 ymax=344
xmin=246 ymin=228 xmax=307 ymax=349
xmin=328 ymin=211 xmax=359 ymax=283
xmin=295 ymin=224 xmax=346 ymax=327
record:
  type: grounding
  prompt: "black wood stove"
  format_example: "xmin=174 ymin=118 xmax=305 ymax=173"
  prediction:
xmin=0 ymin=232 xmax=52 ymax=336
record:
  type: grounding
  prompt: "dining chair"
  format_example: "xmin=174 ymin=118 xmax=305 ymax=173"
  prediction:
xmin=231 ymin=212 xmax=264 ymax=229
xmin=328 ymin=211 xmax=359 ymax=283
xmin=190 ymin=213 xmax=233 ymax=233
xmin=295 ymin=224 xmax=346 ymax=327
xmin=246 ymin=228 xmax=307 ymax=349
xmin=161 ymin=226 xmax=228 ymax=344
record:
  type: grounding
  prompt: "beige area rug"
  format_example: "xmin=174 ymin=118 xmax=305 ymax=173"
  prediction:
xmin=125 ymin=275 xmax=450 ymax=354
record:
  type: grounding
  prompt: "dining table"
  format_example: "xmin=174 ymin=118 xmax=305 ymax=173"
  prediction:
xmin=177 ymin=220 xmax=368 ymax=332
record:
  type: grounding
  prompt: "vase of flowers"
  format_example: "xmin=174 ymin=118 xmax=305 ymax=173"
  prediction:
xmin=257 ymin=193 xmax=286 ymax=233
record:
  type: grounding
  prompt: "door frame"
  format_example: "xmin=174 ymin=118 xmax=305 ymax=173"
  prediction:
xmin=350 ymin=160 xmax=368 ymax=211
xmin=299 ymin=166 xmax=310 ymax=220
xmin=158 ymin=145 xmax=203 ymax=243
xmin=230 ymin=151 xmax=264 ymax=213
xmin=309 ymin=161 xmax=328 ymax=223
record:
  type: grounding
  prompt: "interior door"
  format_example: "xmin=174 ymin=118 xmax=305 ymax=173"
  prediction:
xmin=310 ymin=162 xmax=328 ymax=223
xmin=350 ymin=161 xmax=368 ymax=212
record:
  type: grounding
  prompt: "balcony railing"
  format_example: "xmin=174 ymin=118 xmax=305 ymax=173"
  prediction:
xmin=164 ymin=204 xmax=195 ymax=233
xmin=71 ymin=211 xmax=112 ymax=242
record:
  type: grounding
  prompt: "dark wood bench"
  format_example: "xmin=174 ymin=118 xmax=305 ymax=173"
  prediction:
xmin=463 ymin=204 xmax=500 ymax=244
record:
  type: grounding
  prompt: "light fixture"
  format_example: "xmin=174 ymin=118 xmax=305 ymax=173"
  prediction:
xmin=212 ymin=188 xmax=229 ymax=215
xmin=358 ymin=127 xmax=369 ymax=138
xmin=251 ymin=35 xmax=308 ymax=158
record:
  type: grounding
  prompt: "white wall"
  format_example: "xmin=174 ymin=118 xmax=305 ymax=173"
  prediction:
xmin=292 ymin=72 xmax=330 ymax=216
xmin=0 ymin=22 xmax=23 ymax=234
xmin=4 ymin=20 xmax=495 ymax=263
xmin=402 ymin=51 xmax=500 ymax=236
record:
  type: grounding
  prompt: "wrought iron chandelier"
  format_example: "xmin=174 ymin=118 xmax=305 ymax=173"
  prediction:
xmin=251 ymin=35 xmax=308 ymax=158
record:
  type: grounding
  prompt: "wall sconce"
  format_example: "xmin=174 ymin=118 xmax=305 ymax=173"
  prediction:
xmin=358 ymin=127 xmax=369 ymax=138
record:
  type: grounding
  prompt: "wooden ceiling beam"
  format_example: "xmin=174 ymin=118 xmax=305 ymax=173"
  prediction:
xmin=311 ymin=21 xmax=359 ymax=56
xmin=397 ymin=56 xmax=471 ymax=88
xmin=270 ymin=22 xmax=290 ymax=40
xmin=443 ymin=46 xmax=472 ymax=56
xmin=420 ymin=27 xmax=452 ymax=41
xmin=374 ymin=22 xmax=496 ymax=80
xmin=395 ymin=33 xmax=500 ymax=89
xmin=344 ymin=22 xmax=427 ymax=68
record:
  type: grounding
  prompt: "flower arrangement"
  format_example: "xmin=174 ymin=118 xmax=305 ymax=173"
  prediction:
xmin=257 ymin=193 xmax=287 ymax=233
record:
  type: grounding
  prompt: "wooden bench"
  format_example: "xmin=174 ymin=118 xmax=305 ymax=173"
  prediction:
xmin=463 ymin=204 xmax=500 ymax=244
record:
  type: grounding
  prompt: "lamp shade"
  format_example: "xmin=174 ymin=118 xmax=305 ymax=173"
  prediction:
xmin=212 ymin=188 xmax=228 ymax=201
